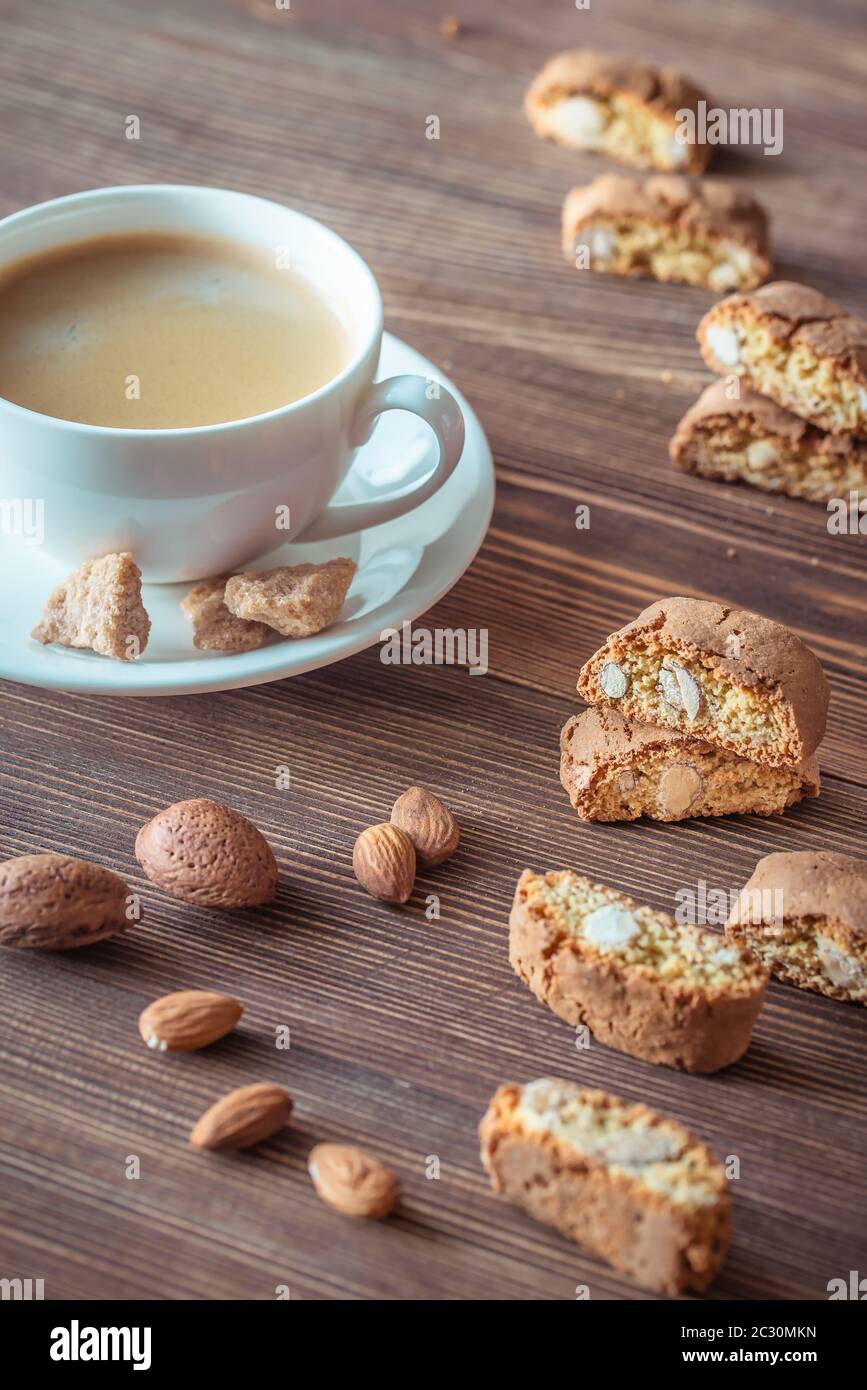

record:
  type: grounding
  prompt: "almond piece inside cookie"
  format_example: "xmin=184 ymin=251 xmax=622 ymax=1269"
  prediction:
xmin=563 ymin=175 xmax=770 ymax=292
xmin=479 ymin=1078 xmax=730 ymax=1295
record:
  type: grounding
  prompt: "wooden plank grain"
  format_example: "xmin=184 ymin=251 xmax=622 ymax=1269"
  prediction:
xmin=0 ymin=0 xmax=866 ymax=1302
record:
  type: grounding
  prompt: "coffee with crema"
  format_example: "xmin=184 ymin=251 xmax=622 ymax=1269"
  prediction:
xmin=0 ymin=232 xmax=352 ymax=428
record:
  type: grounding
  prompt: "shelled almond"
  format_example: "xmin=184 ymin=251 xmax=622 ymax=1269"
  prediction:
xmin=138 ymin=990 xmax=243 ymax=1053
xmin=189 ymin=1083 xmax=292 ymax=1151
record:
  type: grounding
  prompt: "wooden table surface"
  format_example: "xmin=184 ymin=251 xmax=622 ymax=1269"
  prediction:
xmin=1 ymin=0 xmax=865 ymax=1302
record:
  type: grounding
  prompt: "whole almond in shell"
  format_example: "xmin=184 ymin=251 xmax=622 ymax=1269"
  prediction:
xmin=308 ymin=1143 xmax=398 ymax=1219
xmin=135 ymin=798 xmax=277 ymax=908
xmin=189 ymin=1082 xmax=292 ymax=1150
xmin=0 ymin=853 xmax=134 ymax=950
xmin=390 ymin=785 xmax=460 ymax=867
xmin=352 ymin=823 xmax=415 ymax=903
xmin=138 ymin=990 xmax=243 ymax=1053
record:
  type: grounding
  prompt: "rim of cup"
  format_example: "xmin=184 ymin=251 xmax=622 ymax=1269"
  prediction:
xmin=0 ymin=183 xmax=384 ymax=438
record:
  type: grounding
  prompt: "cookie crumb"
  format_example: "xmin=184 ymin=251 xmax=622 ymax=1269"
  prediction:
xmin=181 ymin=576 xmax=269 ymax=653
xmin=660 ymin=369 xmax=673 ymax=384
xmin=440 ymin=15 xmax=463 ymax=37
xmin=224 ymin=557 xmax=356 ymax=638
xmin=725 ymin=546 xmax=738 ymax=559
xmin=32 ymin=552 xmax=150 ymax=661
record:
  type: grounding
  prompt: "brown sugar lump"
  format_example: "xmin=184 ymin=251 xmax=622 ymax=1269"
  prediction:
xmin=479 ymin=1078 xmax=730 ymax=1294
xmin=560 ymin=707 xmax=820 ymax=823
xmin=671 ymin=379 xmax=867 ymax=503
xmin=697 ymin=282 xmax=867 ymax=437
xmin=726 ymin=851 xmax=867 ymax=1005
xmin=31 ymin=552 xmax=150 ymax=661
xmin=576 ymin=597 xmax=829 ymax=769
xmin=224 ymin=557 xmax=356 ymax=639
xmin=509 ymin=870 xmax=767 ymax=1072
xmin=525 ymin=51 xmax=711 ymax=174
xmin=181 ymin=576 xmax=270 ymax=653
xmin=562 ymin=175 xmax=769 ymax=292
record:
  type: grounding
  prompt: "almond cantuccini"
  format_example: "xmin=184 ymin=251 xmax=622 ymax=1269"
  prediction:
xmin=480 ymin=1078 xmax=730 ymax=1295
xmin=560 ymin=707 xmax=819 ymax=822
xmin=726 ymin=851 xmax=867 ymax=1005
xmin=563 ymin=175 xmax=770 ymax=292
xmin=526 ymin=50 xmax=710 ymax=174
xmin=697 ymin=281 xmax=867 ymax=438
xmin=509 ymin=870 xmax=767 ymax=1072
xmin=576 ymin=596 xmax=829 ymax=769
xmin=671 ymin=379 xmax=867 ymax=504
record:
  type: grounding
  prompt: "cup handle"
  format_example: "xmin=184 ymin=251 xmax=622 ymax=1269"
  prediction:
xmin=295 ymin=374 xmax=466 ymax=542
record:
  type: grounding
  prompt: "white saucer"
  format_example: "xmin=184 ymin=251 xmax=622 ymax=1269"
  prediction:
xmin=0 ymin=334 xmax=494 ymax=696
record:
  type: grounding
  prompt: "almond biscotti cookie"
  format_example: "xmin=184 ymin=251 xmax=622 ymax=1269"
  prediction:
xmin=576 ymin=597 xmax=829 ymax=768
xmin=525 ymin=50 xmax=710 ymax=174
xmin=479 ymin=1078 xmax=730 ymax=1294
xmin=671 ymin=380 xmax=867 ymax=503
xmin=562 ymin=175 xmax=769 ymax=292
xmin=560 ymin=707 xmax=819 ymax=822
xmin=697 ymin=282 xmax=867 ymax=437
xmin=509 ymin=870 xmax=766 ymax=1071
xmin=726 ymin=851 xmax=867 ymax=1005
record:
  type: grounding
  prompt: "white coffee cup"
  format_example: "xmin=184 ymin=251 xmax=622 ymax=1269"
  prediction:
xmin=0 ymin=185 xmax=466 ymax=582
